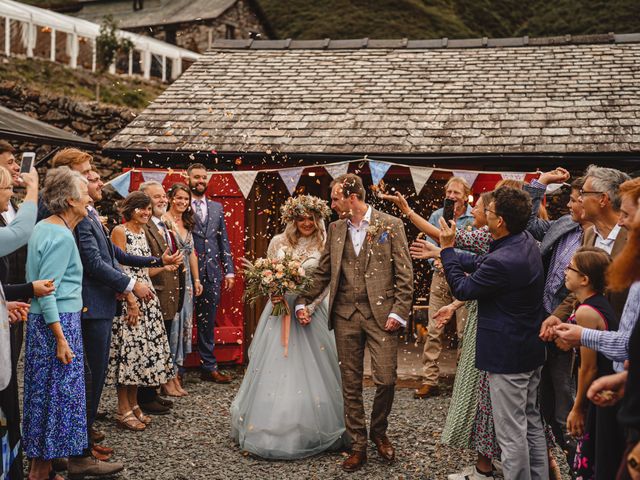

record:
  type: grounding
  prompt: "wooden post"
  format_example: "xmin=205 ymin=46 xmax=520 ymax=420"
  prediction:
xmin=50 ymin=29 xmax=56 ymax=62
xmin=91 ymin=38 xmax=96 ymax=72
xmin=4 ymin=17 xmax=10 ymax=57
xmin=70 ymin=31 xmax=78 ymax=68
xmin=26 ymin=22 xmax=34 ymax=57
xmin=128 ymin=48 xmax=133 ymax=76
xmin=161 ymin=55 xmax=166 ymax=82
xmin=143 ymin=49 xmax=151 ymax=79
xmin=171 ymin=56 xmax=182 ymax=79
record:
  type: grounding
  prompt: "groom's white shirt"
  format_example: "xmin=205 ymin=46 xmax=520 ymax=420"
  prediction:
xmin=296 ymin=205 xmax=406 ymax=327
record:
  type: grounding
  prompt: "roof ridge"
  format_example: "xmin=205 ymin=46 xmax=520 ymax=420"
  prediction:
xmin=211 ymin=32 xmax=640 ymax=50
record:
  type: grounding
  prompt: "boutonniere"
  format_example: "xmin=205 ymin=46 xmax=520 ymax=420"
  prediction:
xmin=366 ymin=220 xmax=394 ymax=244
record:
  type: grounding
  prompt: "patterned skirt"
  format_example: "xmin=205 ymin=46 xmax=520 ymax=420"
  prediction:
xmin=22 ymin=312 xmax=87 ymax=460
xmin=440 ymin=301 xmax=481 ymax=449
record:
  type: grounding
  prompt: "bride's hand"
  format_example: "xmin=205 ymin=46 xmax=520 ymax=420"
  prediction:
xmin=271 ymin=295 xmax=284 ymax=305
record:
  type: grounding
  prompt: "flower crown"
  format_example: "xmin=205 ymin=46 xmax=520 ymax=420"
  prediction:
xmin=280 ymin=195 xmax=331 ymax=224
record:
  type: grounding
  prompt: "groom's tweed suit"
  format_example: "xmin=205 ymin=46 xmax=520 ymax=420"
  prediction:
xmin=299 ymin=207 xmax=413 ymax=452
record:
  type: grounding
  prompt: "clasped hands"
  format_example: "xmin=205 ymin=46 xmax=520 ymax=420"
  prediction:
xmin=539 ymin=315 xmax=583 ymax=350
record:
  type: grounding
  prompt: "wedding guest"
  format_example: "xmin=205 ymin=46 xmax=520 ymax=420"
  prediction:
xmin=106 ymin=192 xmax=176 ymax=432
xmin=0 ymin=165 xmax=45 ymax=480
xmin=524 ymin=169 xmax=590 ymax=460
xmin=416 ymin=176 xmax=474 ymax=399
xmin=23 ymin=167 xmax=122 ymax=480
xmin=440 ymin=186 xmax=547 ymax=479
xmin=541 ymin=165 xmax=631 ymax=336
xmin=37 ymin=148 xmax=93 ymax=221
xmin=562 ymin=247 xmax=624 ymax=479
xmin=188 ymin=163 xmax=235 ymax=383
xmin=164 ymin=183 xmax=203 ymax=396
xmin=138 ymin=180 xmax=185 ymax=407
xmin=554 ymin=178 xmax=640 ymax=369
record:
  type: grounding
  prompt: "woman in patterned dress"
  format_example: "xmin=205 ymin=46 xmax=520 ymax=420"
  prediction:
xmin=163 ymin=183 xmax=203 ymax=396
xmin=106 ymin=192 xmax=176 ymax=431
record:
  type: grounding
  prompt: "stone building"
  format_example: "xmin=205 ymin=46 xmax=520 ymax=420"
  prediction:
xmin=71 ymin=0 xmax=273 ymax=53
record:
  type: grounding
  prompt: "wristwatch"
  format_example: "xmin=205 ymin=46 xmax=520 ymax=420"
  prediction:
xmin=629 ymin=450 xmax=640 ymax=472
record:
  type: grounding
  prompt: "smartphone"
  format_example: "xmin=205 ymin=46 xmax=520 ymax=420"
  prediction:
xmin=20 ymin=152 xmax=35 ymax=173
xmin=443 ymin=198 xmax=455 ymax=223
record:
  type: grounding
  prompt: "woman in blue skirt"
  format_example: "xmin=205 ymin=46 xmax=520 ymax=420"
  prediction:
xmin=23 ymin=167 xmax=91 ymax=480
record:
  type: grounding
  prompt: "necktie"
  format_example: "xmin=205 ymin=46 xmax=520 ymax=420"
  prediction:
xmin=194 ymin=200 xmax=205 ymax=222
xmin=157 ymin=221 xmax=173 ymax=249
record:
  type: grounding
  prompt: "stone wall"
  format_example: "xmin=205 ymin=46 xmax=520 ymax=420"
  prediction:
xmin=0 ymin=80 xmax=135 ymax=181
xmin=131 ymin=0 xmax=269 ymax=53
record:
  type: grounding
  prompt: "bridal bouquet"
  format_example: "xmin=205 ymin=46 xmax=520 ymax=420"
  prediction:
xmin=242 ymin=250 xmax=313 ymax=316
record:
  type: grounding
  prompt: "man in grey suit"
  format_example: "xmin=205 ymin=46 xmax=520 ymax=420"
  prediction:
xmin=296 ymin=174 xmax=414 ymax=472
xmin=524 ymin=169 xmax=591 ymax=461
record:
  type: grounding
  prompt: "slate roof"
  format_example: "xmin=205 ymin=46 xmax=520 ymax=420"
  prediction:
xmin=75 ymin=0 xmax=237 ymax=28
xmin=106 ymin=33 xmax=640 ymax=156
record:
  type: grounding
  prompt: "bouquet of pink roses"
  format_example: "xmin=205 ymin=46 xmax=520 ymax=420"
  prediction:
xmin=242 ymin=250 xmax=313 ymax=317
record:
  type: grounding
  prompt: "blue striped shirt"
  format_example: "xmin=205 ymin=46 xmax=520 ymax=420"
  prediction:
xmin=581 ymin=281 xmax=640 ymax=372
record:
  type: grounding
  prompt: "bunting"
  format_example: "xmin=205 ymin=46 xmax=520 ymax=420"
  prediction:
xmin=453 ymin=170 xmax=479 ymax=188
xmin=142 ymin=170 xmax=168 ymax=184
xmin=279 ymin=168 xmax=304 ymax=195
xmin=500 ymin=172 xmax=527 ymax=182
xmin=369 ymin=161 xmax=392 ymax=186
xmin=324 ymin=162 xmax=349 ymax=179
xmin=409 ymin=167 xmax=434 ymax=195
xmin=232 ymin=171 xmax=259 ymax=199
xmin=109 ymin=171 xmax=131 ymax=198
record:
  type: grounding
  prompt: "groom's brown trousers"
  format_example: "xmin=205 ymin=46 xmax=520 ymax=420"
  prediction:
xmin=334 ymin=308 xmax=399 ymax=453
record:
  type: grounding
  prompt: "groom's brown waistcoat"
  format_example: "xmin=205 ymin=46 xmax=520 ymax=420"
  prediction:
xmin=333 ymin=232 xmax=374 ymax=320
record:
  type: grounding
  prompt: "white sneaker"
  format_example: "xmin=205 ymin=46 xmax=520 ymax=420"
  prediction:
xmin=447 ymin=466 xmax=495 ymax=480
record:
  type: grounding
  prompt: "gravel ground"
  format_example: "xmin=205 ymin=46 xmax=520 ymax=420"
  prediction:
xmin=93 ymin=371 xmax=477 ymax=480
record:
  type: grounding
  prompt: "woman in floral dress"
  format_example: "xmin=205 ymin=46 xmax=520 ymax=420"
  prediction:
xmin=107 ymin=192 xmax=176 ymax=431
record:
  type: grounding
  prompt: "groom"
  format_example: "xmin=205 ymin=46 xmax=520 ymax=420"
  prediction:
xmin=296 ymin=173 xmax=413 ymax=472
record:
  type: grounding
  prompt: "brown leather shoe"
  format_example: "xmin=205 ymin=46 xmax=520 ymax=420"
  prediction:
xmin=155 ymin=396 xmax=174 ymax=408
xmin=370 ymin=434 xmax=395 ymax=462
xmin=89 ymin=427 xmax=105 ymax=444
xmin=200 ymin=370 xmax=232 ymax=384
xmin=342 ymin=451 xmax=367 ymax=472
xmin=414 ymin=384 xmax=439 ymax=399
xmin=67 ymin=456 xmax=124 ymax=479
xmin=51 ymin=458 xmax=68 ymax=472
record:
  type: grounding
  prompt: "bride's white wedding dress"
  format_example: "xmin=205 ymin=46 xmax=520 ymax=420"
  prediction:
xmin=230 ymin=234 xmax=346 ymax=459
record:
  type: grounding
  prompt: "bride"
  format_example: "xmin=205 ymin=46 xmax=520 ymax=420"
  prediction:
xmin=231 ymin=195 xmax=346 ymax=459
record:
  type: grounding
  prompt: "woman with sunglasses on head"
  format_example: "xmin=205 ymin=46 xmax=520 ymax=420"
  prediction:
xmin=563 ymin=246 xmax=625 ymax=479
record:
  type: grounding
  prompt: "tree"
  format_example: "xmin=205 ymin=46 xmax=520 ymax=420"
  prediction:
xmin=94 ymin=15 xmax=134 ymax=101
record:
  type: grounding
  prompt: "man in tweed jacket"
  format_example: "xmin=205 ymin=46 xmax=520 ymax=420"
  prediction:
xmin=296 ymin=174 xmax=413 ymax=472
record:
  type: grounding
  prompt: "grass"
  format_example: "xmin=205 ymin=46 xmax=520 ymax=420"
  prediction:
xmin=0 ymin=56 xmax=166 ymax=109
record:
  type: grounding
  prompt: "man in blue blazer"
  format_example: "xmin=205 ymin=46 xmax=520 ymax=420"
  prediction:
xmin=69 ymin=168 xmax=182 ymax=476
xmin=440 ymin=186 xmax=547 ymax=480
xmin=525 ymin=170 xmax=591 ymax=460
xmin=188 ymin=164 xmax=235 ymax=383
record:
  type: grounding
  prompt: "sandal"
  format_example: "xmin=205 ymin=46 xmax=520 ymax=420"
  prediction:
xmin=115 ymin=410 xmax=146 ymax=431
xmin=132 ymin=405 xmax=152 ymax=425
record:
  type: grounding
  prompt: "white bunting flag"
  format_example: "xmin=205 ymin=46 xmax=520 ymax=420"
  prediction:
xmin=453 ymin=170 xmax=479 ymax=188
xmin=410 ymin=167 xmax=434 ymax=194
xmin=232 ymin=171 xmax=259 ymax=199
xmin=142 ymin=171 xmax=167 ymax=184
xmin=500 ymin=172 xmax=526 ymax=182
xmin=546 ymin=183 xmax=564 ymax=195
xmin=279 ymin=168 xmax=304 ymax=195
xmin=324 ymin=162 xmax=350 ymax=179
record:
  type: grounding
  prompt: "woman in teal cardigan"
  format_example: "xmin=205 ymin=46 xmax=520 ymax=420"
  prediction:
xmin=23 ymin=167 xmax=91 ymax=480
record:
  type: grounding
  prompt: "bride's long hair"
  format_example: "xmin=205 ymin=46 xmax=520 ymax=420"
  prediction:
xmin=283 ymin=211 xmax=326 ymax=251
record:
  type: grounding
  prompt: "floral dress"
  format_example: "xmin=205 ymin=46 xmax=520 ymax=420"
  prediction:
xmin=106 ymin=227 xmax=176 ymax=386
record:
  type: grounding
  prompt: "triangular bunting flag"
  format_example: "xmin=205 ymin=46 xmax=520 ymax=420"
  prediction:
xmin=324 ymin=162 xmax=349 ymax=179
xmin=410 ymin=167 xmax=434 ymax=195
xmin=279 ymin=168 xmax=304 ymax=195
xmin=369 ymin=161 xmax=392 ymax=186
xmin=546 ymin=183 xmax=564 ymax=195
xmin=232 ymin=171 xmax=259 ymax=199
xmin=500 ymin=172 xmax=526 ymax=182
xmin=108 ymin=171 xmax=131 ymax=198
xmin=142 ymin=171 xmax=167 ymax=184
xmin=453 ymin=170 xmax=479 ymax=188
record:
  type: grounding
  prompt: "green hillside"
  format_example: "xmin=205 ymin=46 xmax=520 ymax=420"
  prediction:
xmin=257 ymin=0 xmax=640 ymax=40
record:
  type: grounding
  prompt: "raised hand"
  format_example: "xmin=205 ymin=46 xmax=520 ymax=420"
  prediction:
xmin=379 ymin=192 xmax=412 ymax=216
xmin=162 ymin=248 xmax=184 ymax=266
xmin=538 ymin=167 xmax=570 ymax=185
xmin=438 ymin=217 xmax=456 ymax=249
xmin=409 ymin=239 xmax=441 ymax=260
